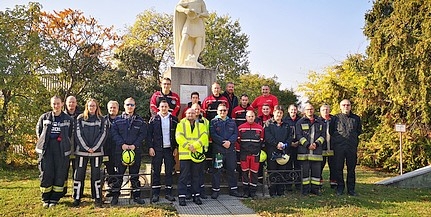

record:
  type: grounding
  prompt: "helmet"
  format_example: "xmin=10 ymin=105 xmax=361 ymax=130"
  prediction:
xmin=271 ymin=152 xmax=290 ymax=165
xmin=122 ymin=149 xmax=135 ymax=166
xmin=259 ymin=150 xmax=267 ymax=162
xmin=276 ymin=154 xmax=290 ymax=165
xmin=190 ymin=151 xmax=206 ymax=163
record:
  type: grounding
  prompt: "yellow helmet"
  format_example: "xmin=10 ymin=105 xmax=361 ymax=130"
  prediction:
xmin=259 ymin=150 xmax=267 ymax=163
xmin=190 ymin=151 xmax=206 ymax=163
xmin=276 ymin=154 xmax=290 ymax=165
xmin=122 ymin=149 xmax=136 ymax=166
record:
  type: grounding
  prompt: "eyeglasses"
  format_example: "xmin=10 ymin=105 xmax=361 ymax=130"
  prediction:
xmin=162 ymin=83 xmax=171 ymax=86
xmin=218 ymin=109 xmax=227 ymax=112
xmin=126 ymin=103 xmax=135 ymax=107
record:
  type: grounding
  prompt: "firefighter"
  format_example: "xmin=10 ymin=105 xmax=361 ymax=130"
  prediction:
xmin=150 ymin=77 xmax=181 ymax=117
xmin=176 ymin=108 xmax=209 ymax=206
xmin=73 ymin=98 xmax=108 ymax=207
xmin=148 ymin=100 xmax=179 ymax=203
xmin=36 ymin=96 xmax=73 ymax=208
xmin=318 ymin=104 xmax=337 ymax=189
xmin=110 ymin=97 xmax=148 ymax=205
xmin=238 ymin=111 xmax=264 ymax=199
xmin=210 ymin=103 xmax=239 ymax=199
xmin=296 ymin=103 xmax=325 ymax=196
xmin=265 ymin=105 xmax=291 ymax=197
xmin=103 ymin=100 xmax=119 ymax=197
xmin=284 ymin=104 xmax=301 ymax=191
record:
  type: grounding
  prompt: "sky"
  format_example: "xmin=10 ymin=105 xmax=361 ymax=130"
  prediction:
xmin=1 ymin=0 xmax=374 ymax=93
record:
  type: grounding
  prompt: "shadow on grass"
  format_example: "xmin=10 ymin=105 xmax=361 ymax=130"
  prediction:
xmin=0 ymin=168 xmax=39 ymax=181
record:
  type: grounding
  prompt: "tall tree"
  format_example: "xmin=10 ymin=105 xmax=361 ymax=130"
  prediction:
xmin=0 ymin=3 xmax=51 ymax=165
xmin=201 ymin=13 xmax=250 ymax=82
xmin=37 ymin=8 xmax=120 ymax=98
xmin=119 ymin=10 xmax=251 ymax=89
xmin=362 ymin=0 xmax=431 ymax=171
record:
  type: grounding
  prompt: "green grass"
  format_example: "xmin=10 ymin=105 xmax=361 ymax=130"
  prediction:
xmin=1 ymin=166 xmax=430 ymax=216
xmin=0 ymin=168 xmax=176 ymax=217
xmin=243 ymin=166 xmax=431 ymax=216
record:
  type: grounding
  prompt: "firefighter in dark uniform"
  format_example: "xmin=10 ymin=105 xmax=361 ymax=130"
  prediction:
xmin=103 ymin=100 xmax=119 ymax=197
xmin=265 ymin=105 xmax=291 ymax=197
xmin=296 ymin=103 xmax=325 ymax=196
xmin=318 ymin=104 xmax=337 ymax=189
xmin=150 ymin=77 xmax=181 ymax=117
xmin=210 ymin=103 xmax=239 ymax=199
xmin=148 ymin=100 xmax=178 ymax=203
xmin=63 ymin=95 xmax=82 ymax=197
xmin=110 ymin=97 xmax=148 ymax=205
xmin=73 ymin=99 xmax=108 ymax=207
xmin=36 ymin=96 xmax=73 ymax=208
xmin=330 ymin=99 xmax=362 ymax=196
xmin=221 ymin=81 xmax=239 ymax=118
xmin=238 ymin=111 xmax=264 ymax=199
xmin=284 ymin=104 xmax=301 ymax=191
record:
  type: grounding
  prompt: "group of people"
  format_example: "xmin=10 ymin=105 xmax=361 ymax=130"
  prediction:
xmin=35 ymin=77 xmax=361 ymax=209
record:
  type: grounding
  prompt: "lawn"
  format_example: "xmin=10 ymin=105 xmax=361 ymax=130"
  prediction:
xmin=243 ymin=166 xmax=431 ymax=216
xmin=0 ymin=166 xmax=430 ymax=216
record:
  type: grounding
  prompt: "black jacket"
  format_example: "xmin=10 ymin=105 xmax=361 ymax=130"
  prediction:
xmin=329 ymin=113 xmax=362 ymax=147
xmin=148 ymin=113 xmax=179 ymax=151
xmin=111 ymin=112 xmax=148 ymax=154
xmin=264 ymin=118 xmax=291 ymax=155
xmin=75 ymin=114 xmax=108 ymax=157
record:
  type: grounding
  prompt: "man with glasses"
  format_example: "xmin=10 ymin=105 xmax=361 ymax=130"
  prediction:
xmin=150 ymin=78 xmax=181 ymax=117
xmin=329 ymin=99 xmax=362 ymax=196
xmin=110 ymin=97 xmax=148 ymax=205
xmin=209 ymin=103 xmax=239 ymax=199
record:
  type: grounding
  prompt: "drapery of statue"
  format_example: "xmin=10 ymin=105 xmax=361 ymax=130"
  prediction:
xmin=173 ymin=0 xmax=209 ymax=69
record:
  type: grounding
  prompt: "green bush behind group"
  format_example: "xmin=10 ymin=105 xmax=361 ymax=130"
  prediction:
xmin=1 ymin=0 xmax=430 ymax=174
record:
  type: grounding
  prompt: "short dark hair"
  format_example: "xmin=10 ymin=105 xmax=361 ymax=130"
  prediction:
xmin=273 ymin=105 xmax=284 ymax=113
xmin=191 ymin=92 xmax=199 ymax=97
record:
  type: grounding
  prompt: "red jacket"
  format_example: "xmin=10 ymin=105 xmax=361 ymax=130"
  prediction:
xmin=150 ymin=91 xmax=180 ymax=117
xmin=251 ymin=94 xmax=279 ymax=116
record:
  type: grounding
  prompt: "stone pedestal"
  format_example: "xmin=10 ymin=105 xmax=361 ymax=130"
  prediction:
xmin=165 ymin=66 xmax=217 ymax=171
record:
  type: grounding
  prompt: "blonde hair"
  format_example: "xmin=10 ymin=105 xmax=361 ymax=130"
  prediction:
xmin=83 ymin=98 xmax=103 ymax=120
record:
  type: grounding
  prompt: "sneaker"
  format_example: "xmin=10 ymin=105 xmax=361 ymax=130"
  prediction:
xmin=165 ymin=194 xmax=176 ymax=202
xmin=42 ymin=202 xmax=49 ymax=208
xmin=94 ymin=198 xmax=102 ymax=207
xmin=151 ymin=194 xmax=159 ymax=203
xmin=111 ymin=196 xmax=119 ymax=205
xmin=72 ymin=199 xmax=80 ymax=207
xmin=193 ymin=197 xmax=202 ymax=205
xmin=348 ymin=191 xmax=358 ymax=196
xmin=48 ymin=203 xmax=57 ymax=208
xmin=133 ymin=197 xmax=146 ymax=205
xmin=179 ymin=198 xmax=186 ymax=206
xmin=211 ymin=191 xmax=219 ymax=199
xmin=229 ymin=190 xmax=240 ymax=197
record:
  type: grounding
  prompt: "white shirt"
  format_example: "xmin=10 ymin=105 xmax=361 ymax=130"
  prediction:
xmin=159 ymin=112 xmax=171 ymax=148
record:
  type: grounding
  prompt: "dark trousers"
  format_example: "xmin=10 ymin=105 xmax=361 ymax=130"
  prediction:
xmin=286 ymin=147 xmax=301 ymax=190
xmin=39 ymin=139 xmax=69 ymax=204
xmin=178 ymin=160 xmax=202 ymax=198
xmin=334 ymin=144 xmax=357 ymax=193
xmin=112 ymin=153 xmax=142 ymax=198
xmin=73 ymin=156 xmax=103 ymax=200
xmin=212 ymin=151 xmax=237 ymax=192
xmin=152 ymin=148 xmax=174 ymax=196
xmin=267 ymin=154 xmax=287 ymax=196
xmin=321 ymin=155 xmax=336 ymax=186
xmin=104 ymin=154 xmax=115 ymax=187
xmin=300 ymin=160 xmax=322 ymax=193
xmin=63 ymin=156 xmax=76 ymax=196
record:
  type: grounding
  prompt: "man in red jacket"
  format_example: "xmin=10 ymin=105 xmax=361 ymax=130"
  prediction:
xmin=150 ymin=78 xmax=181 ymax=117
xmin=251 ymin=85 xmax=278 ymax=117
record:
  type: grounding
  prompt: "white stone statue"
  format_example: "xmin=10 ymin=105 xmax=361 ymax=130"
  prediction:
xmin=174 ymin=0 xmax=209 ymax=68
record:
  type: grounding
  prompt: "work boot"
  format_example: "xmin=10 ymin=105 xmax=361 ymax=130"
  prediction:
xmin=72 ymin=199 xmax=81 ymax=207
xmin=179 ymin=197 xmax=186 ymax=206
xmin=94 ymin=198 xmax=102 ymax=207
xmin=165 ymin=194 xmax=176 ymax=202
xmin=211 ymin=191 xmax=219 ymax=199
xmin=134 ymin=197 xmax=145 ymax=205
xmin=229 ymin=190 xmax=240 ymax=197
xmin=193 ymin=196 xmax=202 ymax=205
xmin=151 ymin=194 xmax=159 ymax=203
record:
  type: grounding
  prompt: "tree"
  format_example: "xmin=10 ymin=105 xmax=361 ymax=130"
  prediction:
xmin=0 ymin=3 xmax=51 ymax=166
xmin=201 ymin=13 xmax=250 ymax=82
xmin=37 ymin=8 xmax=120 ymax=98
xmin=361 ymin=0 xmax=431 ymax=172
xmin=235 ymin=74 xmax=298 ymax=107
xmin=119 ymin=10 xmax=251 ymax=89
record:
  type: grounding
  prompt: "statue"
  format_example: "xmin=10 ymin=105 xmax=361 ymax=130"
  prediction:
xmin=174 ymin=0 xmax=209 ymax=68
